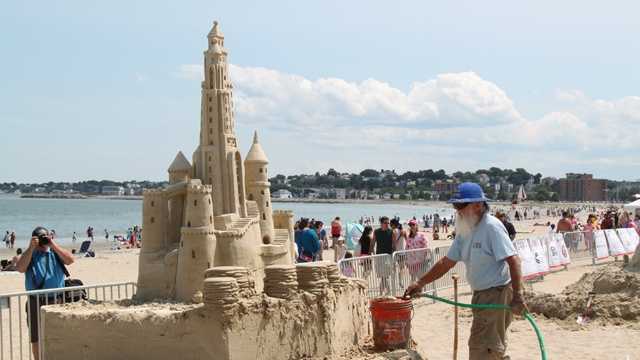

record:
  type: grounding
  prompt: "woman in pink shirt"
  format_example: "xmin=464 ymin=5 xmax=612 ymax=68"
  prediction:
xmin=405 ymin=220 xmax=428 ymax=281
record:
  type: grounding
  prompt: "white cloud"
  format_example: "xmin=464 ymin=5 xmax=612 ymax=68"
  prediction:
xmin=175 ymin=63 xmax=639 ymax=177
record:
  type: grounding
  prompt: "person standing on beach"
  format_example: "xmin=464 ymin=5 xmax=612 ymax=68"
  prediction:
xmin=16 ymin=226 xmax=74 ymax=360
xmin=556 ymin=211 xmax=574 ymax=233
xmin=405 ymin=182 xmax=526 ymax=359
xmin=104 ymin=228 xmax=109 ymax=241
xmin=10 ymin=231 xmax=16 ymax=249
xmin=496 ymin=212 xmax=517 ymax=241
xmin=373 ymin=216 xmax=393 ymax=293
xmin=330 ymin=217 xmax=342 ymax=248
xmin=72 ymin=232 xmax=78 ymax=243
xmin=3 ymin=231 xmax=9 ymax=248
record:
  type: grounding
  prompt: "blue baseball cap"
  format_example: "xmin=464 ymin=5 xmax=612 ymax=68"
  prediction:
xmin=448 ymin=182 xmax=490 ymax=204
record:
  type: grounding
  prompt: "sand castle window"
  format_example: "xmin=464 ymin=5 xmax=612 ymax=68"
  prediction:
xmin=248 ymin=194 xmax=253 ymax=200
xmin=194 ymin=200 xmax=198 ymax=206
xmin=209 ymin=140 xmax=213 ymax=145
xmin=192 ymin=250 xmax=196 ymax=259
xmin=209 ymin=117 xmax=212 ymax=124
xmin=262 ymin=213 xmax=266 ymax=220
xmin=261 ymin=190 xmax=265 ymax=195
xmin=259 ymin=168 xmax=263 ymax=173
xmin=151 ymin=201 xmax=154 ymax=207
xmin=266 ymin=201 xmax=269 ymax=207
xmin=210 ymin=216 xmax=213 ymax=224
xmin=187 ymin=221 xmax=191 ymax=227
xmin=150 ymin=217 xmax=155 ymax=223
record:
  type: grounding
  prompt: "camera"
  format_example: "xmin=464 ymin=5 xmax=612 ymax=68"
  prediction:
xmin=32 ymin=226 xmax=51 ymax=246
xmin=38 ymin=234 xmax=50 ymax=246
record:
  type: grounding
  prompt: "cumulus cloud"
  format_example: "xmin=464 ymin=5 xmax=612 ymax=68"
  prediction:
xmin=175 ymin=63 xmax=638 ymax=177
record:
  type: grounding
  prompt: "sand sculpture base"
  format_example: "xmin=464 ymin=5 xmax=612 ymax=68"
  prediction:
xmin=41 ymin=279 xmax=370 ymax=360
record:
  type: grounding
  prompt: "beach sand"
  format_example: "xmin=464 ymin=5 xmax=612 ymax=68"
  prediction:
xmin=2 ymin=210 xmax=639 ymax=359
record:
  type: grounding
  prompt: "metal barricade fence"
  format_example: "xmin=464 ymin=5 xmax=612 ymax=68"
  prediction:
xmin=390 ymin=248 xmax=434 ymax=298
xmin=431 ymin=246 xmax=467 ymax=292
xmin=0 ymin=282 xmax=137 ymax=360
xmin=561 ymin=231 xmax=595 ymax=263
xmin=337 ymin=254 xmax=394 ymax=299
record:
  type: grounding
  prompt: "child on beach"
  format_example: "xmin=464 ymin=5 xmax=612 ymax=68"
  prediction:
xmin=340 ymin=252 xmax=355 ymax=277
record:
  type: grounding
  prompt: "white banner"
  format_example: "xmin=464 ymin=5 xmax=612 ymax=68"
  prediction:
xmin=604 ymin=229 xmax=627 ymax=256
xmin=547 ymin=233 xmax=563 ymax=268
xmin=514 ymin=238 xmax=540 ymax=279
xmin=617 ymin=228 xmax=640 ymax=254
xmin=553 ymin=233 xmax=571 ymax=266
xmin=593 ymin=230 xmax=609 ymax=259
xmin=529 ymin=237 xmax=550 ymax=275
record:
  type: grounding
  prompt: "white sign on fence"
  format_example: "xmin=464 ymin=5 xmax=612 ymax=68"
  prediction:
xmin=515 ymin=238 xmax=541 ymax=279
xmin=617 ymin=228 xmax=640 ymax=254
xmin=529 ymin=237 xmax=550 ymax=275
xmin=604 ymin=229 xmax=627 ymax=256
xmin=593 ymin=230 xmax=610 ymax=259
xmin=548 ymin=233 xmax=571 ymax=267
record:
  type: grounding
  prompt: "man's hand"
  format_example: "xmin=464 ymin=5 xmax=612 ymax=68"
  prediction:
xmin=404 ymin=281 xmax=424 ymax=299
xmin=29 ymin=237 xmax=38 ymax=249
xmin=510 ymin=292 xmax=528 ymax=315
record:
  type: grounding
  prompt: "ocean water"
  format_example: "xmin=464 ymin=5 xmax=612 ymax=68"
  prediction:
xmin=0 ymin=195 xmax=452 ymax=247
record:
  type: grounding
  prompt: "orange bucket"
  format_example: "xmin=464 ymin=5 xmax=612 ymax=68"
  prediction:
xmin=370 ymin=297 xmax=413 ymax=350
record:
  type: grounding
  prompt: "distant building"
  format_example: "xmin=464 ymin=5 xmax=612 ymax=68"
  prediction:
xmin=102 ymin=186 xmax=125 ymax=196
xmin=477 ymin=173 xmax=490 ymax=184
xmin=335 ymin=188 xmax=346 ymax=200
xmin=433 ymin=180 xmax=458 ymax=196
xmin=272 ymin=189 xmax=293 ymax=199
xmin=557 ymin=173 xmax=607 ymax=202
xmin=382 ymin=193 xmax=392 ymax=200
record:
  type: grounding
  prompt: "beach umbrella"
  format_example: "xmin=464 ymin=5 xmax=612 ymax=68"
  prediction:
xmin=344 ymin=223 xmax=364 ymax=251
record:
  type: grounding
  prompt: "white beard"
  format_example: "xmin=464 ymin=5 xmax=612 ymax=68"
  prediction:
xmin=455 ymin=212 xmax=480 ymax=240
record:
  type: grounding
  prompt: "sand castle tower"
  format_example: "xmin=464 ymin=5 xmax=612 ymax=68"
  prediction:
xmin=175 ymin=182 xmax=216 ymax=302
xmin=244 ymin=131 xmax=274 ymax=240
xmin=191 ymin=20 xmax=248 ymax=218
xmin=136 ymin=20 xmax=295 ymax=302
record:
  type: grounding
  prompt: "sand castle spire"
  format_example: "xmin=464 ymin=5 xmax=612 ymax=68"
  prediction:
xmin=245 ymin=129 xmax=273 ymax=239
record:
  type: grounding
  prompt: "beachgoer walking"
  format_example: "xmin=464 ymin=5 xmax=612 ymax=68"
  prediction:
xmin=10 ymin=231 xmax=16 ymax=249
xmin=72 ymin=232 xmax=78 ymax=243
xmin=3 ymin=231 xmax=9 ymax=248
xmin=104 ymin=229 xmax=109 ymax=241
xmin=87 ymin=226 xmax=94 ymax=241
xmin=16 ymin=226 xmax=74 ymax=360
xmin=442 ymin=217 xmax=449 ymax=234
xmin=405 ymin=182 xmax=526 ymax=359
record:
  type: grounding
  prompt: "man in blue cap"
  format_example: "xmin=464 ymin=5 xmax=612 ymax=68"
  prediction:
xmin=405 ymin=182 xmax=525 ymax=360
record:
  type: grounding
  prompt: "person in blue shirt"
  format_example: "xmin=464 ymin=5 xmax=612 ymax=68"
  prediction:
xmin=405 ymin=183 xmax=526 ymax=360
xmin=16 ymin=226 xmax=74 ymax=360
xmin=298 ymin=221 xmax=321 ymax=262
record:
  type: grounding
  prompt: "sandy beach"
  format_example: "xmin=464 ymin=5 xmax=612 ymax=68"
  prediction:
xmin=2 ymin=209 xmax=639 ymax=359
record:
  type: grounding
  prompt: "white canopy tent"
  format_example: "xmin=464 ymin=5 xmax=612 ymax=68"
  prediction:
xmin=624 ymin=199 xmax=640 ymax=214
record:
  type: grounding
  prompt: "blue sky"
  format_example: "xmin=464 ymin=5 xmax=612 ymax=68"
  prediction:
xmin=1 ymin=1 xmax=639 ymax=183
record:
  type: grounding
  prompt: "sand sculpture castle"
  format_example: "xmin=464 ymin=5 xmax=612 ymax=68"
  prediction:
xmin=41 ymin=22 xmax=370 ymax=360
xmin=136 ymin=21 xmax=296 ymax=302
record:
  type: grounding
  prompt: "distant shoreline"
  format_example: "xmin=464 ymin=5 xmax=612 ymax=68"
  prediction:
xmin=18 ymin=194 xmax=143 ymax=201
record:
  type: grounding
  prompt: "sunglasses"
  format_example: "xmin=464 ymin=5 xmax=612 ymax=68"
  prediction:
xmin=453 ymin=203 xmax=470 ymax=211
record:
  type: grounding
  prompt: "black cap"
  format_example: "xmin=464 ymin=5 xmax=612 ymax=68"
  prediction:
xmin=32 ymin=226 xmax=49 ymax=237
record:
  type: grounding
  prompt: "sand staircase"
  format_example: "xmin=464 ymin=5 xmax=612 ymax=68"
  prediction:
xmin=273 ymin=229 xmax=290 ymax=246
xmin=246 ymin=201 xmax=259 ymax=218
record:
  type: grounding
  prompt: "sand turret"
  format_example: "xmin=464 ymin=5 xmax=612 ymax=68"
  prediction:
xmin=175 ymin=183 xmax=216 ymax=302
xmin=244 ymin=131 xmax=274 ymax=240
xmin=168 ymin=151 xmax=192 ymax=184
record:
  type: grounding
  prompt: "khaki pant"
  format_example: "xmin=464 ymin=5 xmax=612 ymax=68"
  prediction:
xmin=469 ymin=284 xmax=513 ymax=360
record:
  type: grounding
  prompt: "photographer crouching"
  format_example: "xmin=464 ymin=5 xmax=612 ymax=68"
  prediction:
xmin=16 ymin=226 xmax=74 ymax=360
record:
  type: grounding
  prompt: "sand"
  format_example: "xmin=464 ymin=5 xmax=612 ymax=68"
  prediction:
xmin=2 ymin=208 xmax=640 ymax=359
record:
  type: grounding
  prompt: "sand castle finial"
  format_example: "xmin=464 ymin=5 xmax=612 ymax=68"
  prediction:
xmin=253 ymin=130 xmax=259 ymax=144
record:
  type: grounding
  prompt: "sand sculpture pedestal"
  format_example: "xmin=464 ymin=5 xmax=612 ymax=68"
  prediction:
xmin=41 ymin=264 xmax=371 ymax=360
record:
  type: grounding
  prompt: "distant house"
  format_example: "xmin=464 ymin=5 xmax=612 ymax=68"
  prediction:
xmin=392 ymin=193 xmax=401 ymax=200
xmin=335 ymin=188 xmax=346 ymax=200
xmin=382 ymin=193 xmax=392 ymax=200
xmin=272 ymin=189 xmax=293 ymax=199
xmin=358 ymin=190 xmax=368 ymax=199
xmin=368 ymin=193 xmax=380 ymax=200
xmin=102 ymin=186 xmax=125 ymax=196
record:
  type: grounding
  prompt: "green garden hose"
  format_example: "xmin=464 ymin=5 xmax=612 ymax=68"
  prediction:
xmin=420 ymin=293 xmax=547 ymax=360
